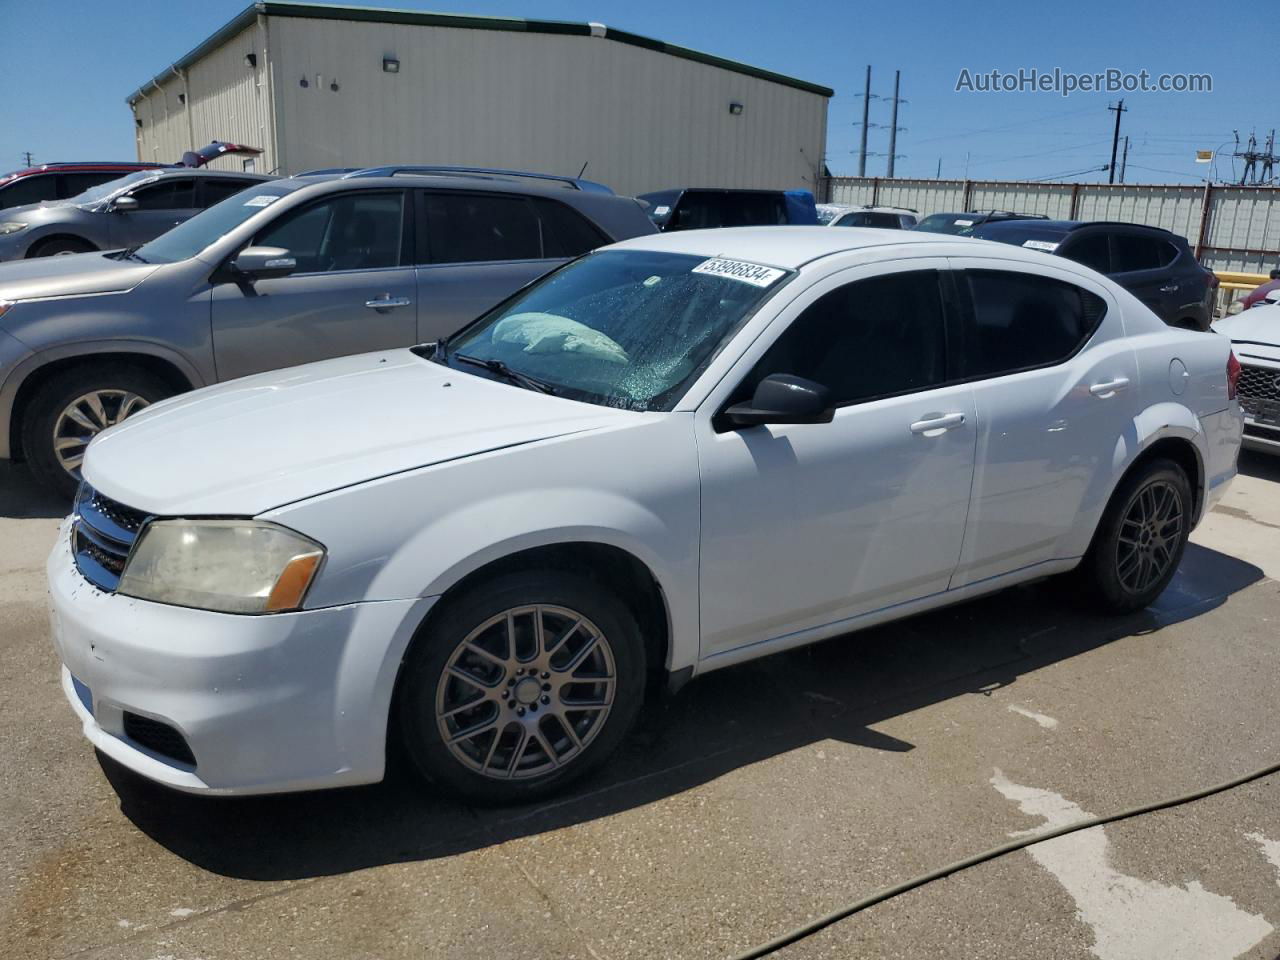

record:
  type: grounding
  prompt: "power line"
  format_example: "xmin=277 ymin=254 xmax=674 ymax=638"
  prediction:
xmin=912 ymin=104 xmax=1097 ymax=146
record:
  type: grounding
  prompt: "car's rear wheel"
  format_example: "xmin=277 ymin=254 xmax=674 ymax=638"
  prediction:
xmin=1080 ymin=458 xmax=1192 ymax=613
xmin=23 ymin=364 xmax=175 ymax=497
xmin=397 ymin=570 xmax=645 ymax=805
xmin=28 ymin=236 xmax=96 ymax=257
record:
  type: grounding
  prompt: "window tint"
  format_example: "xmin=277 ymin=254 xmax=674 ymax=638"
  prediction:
xmin=532 ymin=198 xmax=608 ymax=257
xmin=199 ymin=179 xmax=258 ymax=208
xmin=1112 ymin=234 xmax=1174 ymax=272
xmin=834 ymin=211 xmax=902 ymax=229
xmin=59 ymin=172 xmax=119 ymax=199
xmin=257 ymin=191 xmax=405 ymax=273
xmin=963 ymin=270 xmax=1106 ymax=377
xmin=670 ymin=192 xmax=788 ymax=230
xmin=130 ymin=178 xmax=196 ymax=210
xmin=743 ymin=270 xmax=948 ymax=406
xmin=424 ymin=193 xmax=544 ymax=263
xmin=0 ymin=174 xmax=55 ymax=209
xmin=1060 ymin=233 xmax=1111 ymax=272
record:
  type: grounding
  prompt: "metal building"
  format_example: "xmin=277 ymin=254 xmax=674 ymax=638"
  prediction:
xmin=126 ymin=1 xmax=832 ymax=197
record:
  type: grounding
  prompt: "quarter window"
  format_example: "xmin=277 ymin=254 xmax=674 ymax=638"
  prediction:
xmin=532 ymin=198 xmax=608 ymax=257
xmin=256 ymin=192 xmax=406 ymax=273
xmin=962 ymin=270 xmax=1106 ymax=378
xmin=1112 ymin=234 xmax=1177 ymax=272
xmin=199 ymin=179 xmax=260 ymax=208
xmin=742 ymin=270 xmax=948 ymax=406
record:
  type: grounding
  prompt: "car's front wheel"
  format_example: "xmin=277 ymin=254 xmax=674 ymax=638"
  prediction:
xmin=1080 ymin=458 xmax=1192 ymax=613
xmin=28 ymin=236 xmax=96 ymax=257
xmin=23 ymin=364 xmax=175 ymax=497
xmin=397 ymin=570 xmax=646 ymax=805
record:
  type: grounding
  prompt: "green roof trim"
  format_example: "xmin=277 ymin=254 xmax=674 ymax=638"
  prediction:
xmin=126 ymin=0 xmax=834 ymax=103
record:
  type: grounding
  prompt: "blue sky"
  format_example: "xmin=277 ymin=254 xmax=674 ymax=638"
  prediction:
xmin=3 ymin=0 xmax=1275 ymax=184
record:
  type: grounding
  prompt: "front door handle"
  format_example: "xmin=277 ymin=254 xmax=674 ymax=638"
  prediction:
xmin=1089 ymin=377 xmax=1130 ymax=398
xmin=366 ymin=296 xmax=412 ymax=311
xmin=909 ymin=412 xmax=966 ymax=436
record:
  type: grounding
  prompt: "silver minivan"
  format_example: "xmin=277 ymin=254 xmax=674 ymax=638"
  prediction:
xmin=0 ymin=167 xmax=656 ymax=493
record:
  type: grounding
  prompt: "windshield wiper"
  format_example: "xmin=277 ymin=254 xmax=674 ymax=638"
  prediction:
xmin=453 ymin=353 xmax=558 ymax=394
xmin=118 ymin=247 xmax=149 ymax=263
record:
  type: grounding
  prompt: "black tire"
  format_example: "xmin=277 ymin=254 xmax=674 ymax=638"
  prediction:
xmin=23 ymin=364 xmax=175 ymax=498
xmin=28 ymin=236 xmax=96 ymax=258
xmin=1079 ymin=458 xmax=1192 ymax=613
xmin=397 ymin=569 xmax=646 ymax=805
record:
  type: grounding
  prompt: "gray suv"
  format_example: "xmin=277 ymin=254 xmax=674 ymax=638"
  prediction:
xmin=0 ymin=169 xmax=273 ymax=259
xmin=0 ymin=167 xmax=656 ymax=493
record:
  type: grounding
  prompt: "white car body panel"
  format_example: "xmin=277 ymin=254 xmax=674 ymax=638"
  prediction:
xmin=1214 ymin=304 xmax=1280 ymax=454
xmin=49 ymin=226 xmax=1242 ymax=794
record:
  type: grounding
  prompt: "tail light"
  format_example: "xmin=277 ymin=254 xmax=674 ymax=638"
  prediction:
xmin=1227 ymin=350 xmax=1241 ymax=400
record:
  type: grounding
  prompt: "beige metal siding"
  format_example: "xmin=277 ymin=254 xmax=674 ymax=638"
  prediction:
xmin=132 ymin=23 xmax=278 ymax=172
xmin=267 ymin=17 xmax=827 ymax=194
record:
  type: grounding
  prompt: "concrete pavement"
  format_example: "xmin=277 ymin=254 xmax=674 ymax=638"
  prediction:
xmin=2 ymin=454 xmax=1279 ymax=960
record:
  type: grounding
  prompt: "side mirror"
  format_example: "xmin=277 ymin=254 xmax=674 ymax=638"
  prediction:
xmin=111 ymin=196 xmax=138 ymax=213
xmin=231 ymin=246 xmax=297 ymax=281
xmin=719 ymin=373 xmax=834 ymax=430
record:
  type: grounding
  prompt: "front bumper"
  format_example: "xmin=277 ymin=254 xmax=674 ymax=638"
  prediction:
xmin=47 ymin=520 xmax=436 ymax=795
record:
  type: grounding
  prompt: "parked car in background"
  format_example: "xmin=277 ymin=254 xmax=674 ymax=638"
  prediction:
xmin=0 ymin=166 xmax=655 ymax=493
xmin=638 ymin=188 xmax=818 ymax=230
xmin=914 ymin=211 xmax=1049 ymax=234
xmin=969 ymin=219 xmax=1217 ymax=331
xmin=1226 ymin=268 xmax=1280 ymax=314
xmin=0 ymin=169 xmax=274 ymax=260
xmin=1214 ymin=300 xmax=1280 ymax=453
xmin=824 ymin=205 xmax=918 ymax=229
xmin=48 ymin=226 xmax=1240 ymax=803
xmin=0 ymin=143 xmax=263 ymax=212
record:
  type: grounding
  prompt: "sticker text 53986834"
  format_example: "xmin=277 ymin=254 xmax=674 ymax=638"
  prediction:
xmin=692 ymin=258 xmax=787 ymax=288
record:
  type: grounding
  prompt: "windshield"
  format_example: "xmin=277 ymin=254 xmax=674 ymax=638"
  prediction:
xmin=70 ymin=171 xmax=154 ymax=207
xmin=133 ymin=181 xmax=299 ymax=264
xmin=442 ymin=250 xmax=791 ymax=411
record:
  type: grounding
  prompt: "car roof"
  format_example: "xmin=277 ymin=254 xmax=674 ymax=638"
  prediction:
xmin=606 ymin=225 xmax=1035 ymax=269
xmin=976 ymin=219 xmax=1173 ymax=237
xmin=143 ymin=168 xmax=275 ymax=180
xmin=291 ymin=172 xmax=623 ymax=202
xmin=1 ymin=162 xmax=166 ymax=181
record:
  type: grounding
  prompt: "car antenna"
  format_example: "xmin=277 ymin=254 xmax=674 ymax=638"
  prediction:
xmin=577 ymin=160 xmax=589 ymax=179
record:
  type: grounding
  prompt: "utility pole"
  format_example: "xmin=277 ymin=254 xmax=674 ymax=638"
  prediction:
xmin=936 ymin=157 xmax=942 ymax=179
xmin=21 ymin=151 xmax=34 ymax=167
xmin=1120 ymin=136 xmax=1129 ymax=183
xmin=856 ymin=65 xmax=872 ymax=177
xmin=1107 ymin=99 xmax=1127 ymax=184
xmin=885 ymin=70 xmax=906 ymax=178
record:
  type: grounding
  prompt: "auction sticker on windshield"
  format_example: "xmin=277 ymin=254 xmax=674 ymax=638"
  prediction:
xmin=692 ymin=258 xmax=786 ymax=287
xmin=1023 ymin=239 xmax=1060 ymax=252
xmin=244 ymin=195 xmax=278 ymax=207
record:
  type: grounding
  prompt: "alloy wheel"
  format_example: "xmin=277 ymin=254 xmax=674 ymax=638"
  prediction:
xmin=1116 ymin=479 xmax=1184 ymax=594
xmin=51 ymin=389 xmax=150 ymax=477
xmin=435 ymin=604 xmax=616 ymax=780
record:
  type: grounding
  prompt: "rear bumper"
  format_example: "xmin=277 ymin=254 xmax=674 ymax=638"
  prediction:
xmin=48 ymin=519 xmax=436 ymax=795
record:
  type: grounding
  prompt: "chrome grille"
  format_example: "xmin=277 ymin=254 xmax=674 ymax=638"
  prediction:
xmin=1238 ymin=365 xmax=1280 ymax=425
xmin=72 ymin=485 xmax=150 ymax=591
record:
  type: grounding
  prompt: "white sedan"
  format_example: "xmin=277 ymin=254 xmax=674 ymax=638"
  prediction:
xmin=49 ymin=227 xmax=1243 ymax=804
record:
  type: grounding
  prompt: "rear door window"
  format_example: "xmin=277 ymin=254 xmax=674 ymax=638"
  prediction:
xmin=1059 ymin=233 xmax=1112 ymax=272
xmin=422 ymin=192 xmax=545 ymax=263
xmin=0 ymin=174 xmax=55 ymax=208
xmin=961 ymin=270 xmax=1107 ymax=378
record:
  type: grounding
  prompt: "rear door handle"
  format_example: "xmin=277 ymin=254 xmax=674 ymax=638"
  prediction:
xmin=1089 ymin=377 xmax=1130 ymax=397
xmin=366 ymin=296 xmax=412 ymax=310
xmin=1159 ymin=283 xmax=1179 ymax=294
xmin=909 ymin=412 xmax=966 ymax=436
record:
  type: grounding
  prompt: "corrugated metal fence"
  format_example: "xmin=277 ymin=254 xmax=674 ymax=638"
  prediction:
xmin=822 ymin=177 xmax=1280 ymax=274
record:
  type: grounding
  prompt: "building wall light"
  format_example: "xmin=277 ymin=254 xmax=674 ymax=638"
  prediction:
xmin=729 ymin=102 xmax=744 ymax=116
xmin=383 ymin=57 xmax=400 ymax=73
xmin=244 ymin=53 xmax=257 ymax=68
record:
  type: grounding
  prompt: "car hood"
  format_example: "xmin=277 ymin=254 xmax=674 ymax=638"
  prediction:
xmin=1215 ymin=307 xmax=1280 ymax=361
xmin=0 ymin=251 xmax=160 ymax=303
xmin=84 ymin=350 xmax=639 ymax=516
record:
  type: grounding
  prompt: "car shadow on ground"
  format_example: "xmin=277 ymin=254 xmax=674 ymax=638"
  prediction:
xmin=99 ymin=540 xmax=1264 ymax=882
xmin=1239 ymin=449 xmax=1280 ymax=483
xmin=0 ymin=461 xmax=66 ymax=519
